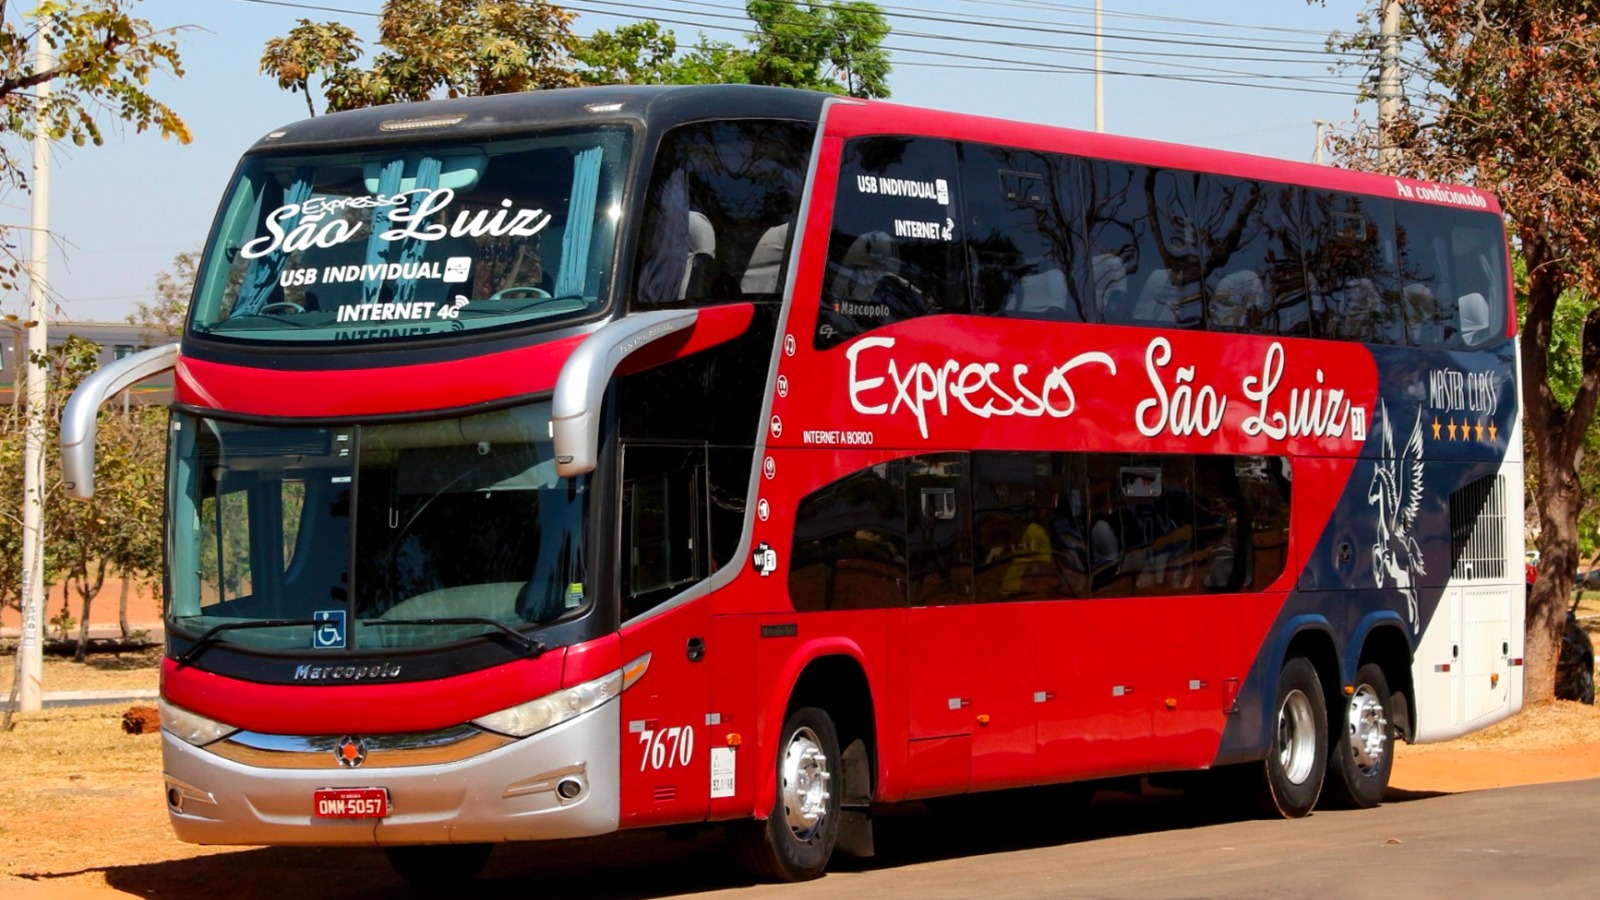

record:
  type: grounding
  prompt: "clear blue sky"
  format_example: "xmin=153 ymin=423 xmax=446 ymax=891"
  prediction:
xmin=4 ymin=0 xmax=1375 ymax=324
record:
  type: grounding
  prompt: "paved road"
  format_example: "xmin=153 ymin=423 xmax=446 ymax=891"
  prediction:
xmin=355 ymin=779 xmax=1600 ymax=899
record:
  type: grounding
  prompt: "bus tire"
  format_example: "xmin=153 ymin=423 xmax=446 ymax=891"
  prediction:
xmin=383 ymin=842 xmax=492 ymax=887
xmin=1252 ymin=656 xmax=1326 ymax=818
xmin=729 ymin=706 xmax=841 ymax=882
xmin=1323 ymin=662 xmax=1395 ymax=809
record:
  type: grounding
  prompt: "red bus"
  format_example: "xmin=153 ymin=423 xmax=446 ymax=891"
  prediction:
xmin=63 ymin=85 xmax=1522 ymax=885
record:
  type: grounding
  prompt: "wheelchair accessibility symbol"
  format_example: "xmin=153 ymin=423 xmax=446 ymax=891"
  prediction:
xmin=313 ymin=610 xmax=347 ymax=649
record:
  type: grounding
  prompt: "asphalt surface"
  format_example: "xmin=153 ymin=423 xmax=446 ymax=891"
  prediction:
xmin=301 ymin=778 xmax=1599 ymax=899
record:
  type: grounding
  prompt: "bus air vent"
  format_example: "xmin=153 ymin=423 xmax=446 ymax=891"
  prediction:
xmin=1449 ymin=475 xmax=1506 ymax=580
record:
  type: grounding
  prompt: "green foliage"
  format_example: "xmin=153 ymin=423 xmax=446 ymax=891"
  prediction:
xmin=259 ymin=0 xmax=579 ymax=114
xmin=0 ymin=0 xmax=189 ymax=292
xmin=259 ymin=0 xmax=893 ymax=105
xmin=0 ymin=334 xmax=165 ymax=661
xmin=48 ymin=603 xmax=75 ymax=640
xmin=259 ymin=19 xmax=360 ymax=118
xmin=575 ymin=0 xmax=892 ymax=97
xmin=570 ymin=20 xmax=678 ymax=85
xmin=127 ymin=249 xmax=198 ymax=344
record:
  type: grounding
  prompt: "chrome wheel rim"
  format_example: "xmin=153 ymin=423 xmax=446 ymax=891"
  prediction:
xmin=1277 ymin=688 xmax=1317 ymax=785
xmin=1346 ymin=683 xmax=1389 ymax=776
xmin=780 ymin=725 xmax=831 ymax=840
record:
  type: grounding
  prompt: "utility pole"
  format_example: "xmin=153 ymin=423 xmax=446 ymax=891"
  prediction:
xmin=1313 ymin=119 xmax=1328 ymax=165
xmin=1377 ymin=0 xmax=1402 ymax=173
xmin=1094 ymin=0 xmax=1105 ymax=132
xmin=17 ymin=24 xmax=52 ymax=714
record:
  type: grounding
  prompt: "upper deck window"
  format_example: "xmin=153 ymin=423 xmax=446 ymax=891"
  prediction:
xmin=818 ymin=136 xmax=967 ymax=349
xmin=632 ymin=119 xmax=816 ymax=310
xmin=190 ymin=128 xmax=631 ymax=344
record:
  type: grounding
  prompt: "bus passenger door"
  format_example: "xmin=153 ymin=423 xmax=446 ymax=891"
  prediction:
xmin=1035 ymin=455 xmax=1158 ymax=780
xmin=616 ymin=444 xmax=714 ymax=827
xmin=906 ymin=454 xmax=1037 ymax=795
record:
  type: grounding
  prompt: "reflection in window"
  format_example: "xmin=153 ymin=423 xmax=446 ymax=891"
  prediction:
xmin=790 ymin=462 xmax=908 ymax=611
xmin=621 ymin=444 xmax=706 ymax=621
xmin=787 ymin=451 xmax=1290 ymax=612
xmin=634 ymin=120 xmax=815 ymax=309
xmin=941 ymin=138 xmax=1507 ymax=347
xmin=972 ymin=452 xmax=1088 ymax=602
xmin=819 ymin=137 xmax=965 ymax=348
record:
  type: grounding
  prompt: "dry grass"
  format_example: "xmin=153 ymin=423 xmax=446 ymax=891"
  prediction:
xmin=1412 ymin=698 xmax=1600 ymax=751
xmin=0 ymin=648 xmax=162 ymax=694
xmin=0 ymin=703 xmax=162 ymax=780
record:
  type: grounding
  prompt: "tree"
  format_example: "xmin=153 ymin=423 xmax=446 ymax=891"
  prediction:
xmin=0 ymin=0 xmax=190 ymax=289
xmin=575 ymin=0 xmax=892 ymax=98
xmin=1323 ymin=3 xmax=1600 ymax=701
xmin=259 ymin=0 xmax=579 ymax=115
xmin=258 ymin=19 xmax=359 ymax=118
xmin=128 ymin=249 xmax=198 ymax=343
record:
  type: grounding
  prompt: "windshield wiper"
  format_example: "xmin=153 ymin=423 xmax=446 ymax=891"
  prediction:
xmin=174 ymin=618 xmax=321 ymax=667
xmin=365 ymin=617 xmax=547 ymax=657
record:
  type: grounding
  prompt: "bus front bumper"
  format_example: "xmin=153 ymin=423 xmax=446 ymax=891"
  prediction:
xmin=162 ymin=702 xmax=621 ymax=846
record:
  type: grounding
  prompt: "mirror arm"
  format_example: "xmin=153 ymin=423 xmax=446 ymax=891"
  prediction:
xmin=61 ymin=343 xmax=179 ymax=500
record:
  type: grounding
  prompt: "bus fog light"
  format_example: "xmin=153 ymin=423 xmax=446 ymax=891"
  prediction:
xmin=556 ymin=777 xmax=584 ymax=800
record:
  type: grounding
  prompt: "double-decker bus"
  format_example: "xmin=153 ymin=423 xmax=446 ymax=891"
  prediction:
xmin=62 ymin=84 xmax=1521 ymax=885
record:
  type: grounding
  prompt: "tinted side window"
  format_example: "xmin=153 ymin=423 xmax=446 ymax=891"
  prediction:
xmin=1393 ymin=204 xmax=1508 ymax=348
xmin=621 ymin=444 xmax=705 ymax=621
xmin=908 ymin=454 xmax=974 ymax=605
xmin=1237 ymin=456 xmax=1292 ymax=589
xmin=1305 ymin=192 xmax=1404 ymax=344
xmin=789 ymin=461 xmax=908 ymax=611
xmin=1199 ymin=178 xmax=1313 ymax=337
xmin=973 ymin=452 xmax=1089 ymax=602
xmin=819 ymin=137 xmax=966 ymax=348
xmin=962 ymin=146 xmax=1095 ymax=321
xmin=1085 ymin=160 xmax=1157 ymax=327
xmin=634 ymin=120 xmax=815 ymax=309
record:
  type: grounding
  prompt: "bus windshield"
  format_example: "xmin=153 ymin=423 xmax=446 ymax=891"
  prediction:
xmin=166 ymin=401 xmax=590 ymax=652
xmin=189 ymin=127 xmax=631 ymax=343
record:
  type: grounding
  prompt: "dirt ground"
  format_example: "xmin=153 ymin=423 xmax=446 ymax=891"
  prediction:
xmin=3 ymin=591 xmax=1599 ymax=897
xmin=5 ymin=659 xmax=1600 ymax=899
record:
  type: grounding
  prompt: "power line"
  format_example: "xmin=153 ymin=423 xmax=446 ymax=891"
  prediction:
xmin=223 ymin=0 xmax=1372 ymax=98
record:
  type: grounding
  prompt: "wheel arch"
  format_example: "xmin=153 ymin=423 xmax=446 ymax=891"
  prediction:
xmin=755 ymin=641 xmax=879 ymax=817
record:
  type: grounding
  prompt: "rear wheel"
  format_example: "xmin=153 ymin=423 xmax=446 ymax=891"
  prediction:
xmin=729 ymin=706 xmax=840 ymax=882
xmin=384 ymin=843 xmax=492 ymax=887
xmin=1252 ymin=656 xmax=1326 ymax=818
xmin=1323 ymin=662 xmax=1394 ymax=809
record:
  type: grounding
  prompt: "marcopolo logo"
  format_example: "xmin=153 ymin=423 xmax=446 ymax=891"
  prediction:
xmin=293 ymin=663 xmax=403 ymax=682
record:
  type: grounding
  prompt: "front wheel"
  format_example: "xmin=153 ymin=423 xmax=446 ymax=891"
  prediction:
xmin=1251 ymin=656 xmax=1327 ymax=818
xmin=729 ymin=706 xmax=841 ymax=882
xmin=1322 ymin=662 xmax=1394 ymax=809
xmin=384 ymin=843 xmax=492 ymax=887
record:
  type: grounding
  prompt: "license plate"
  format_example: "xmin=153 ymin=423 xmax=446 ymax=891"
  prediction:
xmin=313 ymin=787 xmax=390 ymax=819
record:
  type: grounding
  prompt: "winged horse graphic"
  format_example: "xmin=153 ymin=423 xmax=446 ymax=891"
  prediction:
xmin=1367 ymin=400 xmax=1426 ymax=633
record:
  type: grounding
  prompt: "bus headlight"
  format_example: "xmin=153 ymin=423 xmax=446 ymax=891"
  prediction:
xmin=159 ymin=698 xmax=238 ymax=746
xmin=473 ymin=653 xmax=649 ymax=738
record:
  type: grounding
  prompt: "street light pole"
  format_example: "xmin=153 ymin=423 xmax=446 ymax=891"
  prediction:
xmin=17 ymin=21 xmax=53 ymax=714
xmin=1094 ymin=0 xmax=1105 ymax=133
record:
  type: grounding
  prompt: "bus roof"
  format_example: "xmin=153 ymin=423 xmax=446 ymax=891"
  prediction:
xmin=244 ymin=84 xmax=833 ymax=153
xmin=831 ymin=96 xmax=1503 ymax=215
xmin=244 ymin=84 xmax=1498 ymax=215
